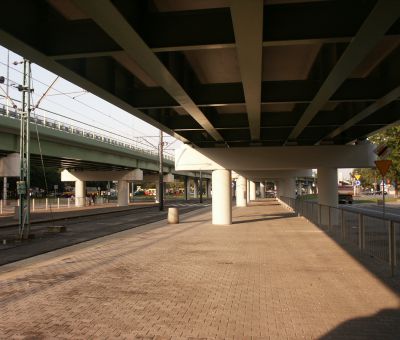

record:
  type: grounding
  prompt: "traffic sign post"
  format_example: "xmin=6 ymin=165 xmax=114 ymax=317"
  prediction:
xmin=375 ymin=160 xmax=392 ymax=219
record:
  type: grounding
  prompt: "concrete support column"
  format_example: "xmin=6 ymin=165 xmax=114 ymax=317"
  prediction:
xmin=208 ymin=179 xmax=212 ymax=198
xmin=212 ymin=169 xmax=232 ymax=225
xmin=318 ymin=167 xmax=338 ymax=226
xmin=318 ymin=168 xmax=338 ymax=207
xmin=246 ymin=180 xmax=250 ymax=203
xmin=186 ymin=178 xmax=191 ymax=199
xmin=193 ymin=179 xmax=198 ymax=198
xmin=276 ymin=180 xmax=283 ymax=198
xmin=260 ymin=181 xmax=265 ymax=199
xmin=297 ymin=181 xmax=302 ymax=197
xmin=250 ymin=181 xmax=256 ymax=201
xmin=117 ymin=180 xmax=129 ymax=206
xmin=75 ymin=179 xmax=86 ymax=207
xmin=284 ymin=178 xmax=297 ymax=199
xmin=235 ymin=176 xmax=247 ymax=207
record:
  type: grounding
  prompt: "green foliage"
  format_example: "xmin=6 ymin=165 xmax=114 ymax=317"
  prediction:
xmin=30 ymin=165 xmax=64 ymax=193
xmin=352 ymin=125 xmax=400 ymax=192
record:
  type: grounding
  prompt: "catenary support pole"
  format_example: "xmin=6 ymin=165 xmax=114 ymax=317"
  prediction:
xmin=158 ymin=130 xmax=164 ymax=211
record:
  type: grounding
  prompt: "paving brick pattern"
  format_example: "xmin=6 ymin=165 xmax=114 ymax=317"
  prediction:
xmin=0 ymin=200 xmax=399 ymax=339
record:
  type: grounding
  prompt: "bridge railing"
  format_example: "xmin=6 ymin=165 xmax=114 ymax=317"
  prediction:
xmin=279 ymin=196 xmax=399 ymax=276
xmin=0 ymin=106 xmax=174 ymax=162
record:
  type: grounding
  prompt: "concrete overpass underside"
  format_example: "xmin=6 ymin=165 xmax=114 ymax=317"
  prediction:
xmin=0 ymin=0 xmax=399 ymax=224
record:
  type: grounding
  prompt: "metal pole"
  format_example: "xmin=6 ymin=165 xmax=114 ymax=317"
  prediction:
xmin=382 ymin=176 xmax=385 ymax=218
xmin=2 ymin=177 xmax=7 ymax=206
xmin=18 ymin=60 xmax=27 ymax=238
xmin=25 ymin=61 xmax=31 ymax=237
xmin=158 ymin=130 xmax=164 ymax=211
xmin=389 ymin=220 xmax=396 ymax=277
xmin=184 ymin=176 xmax=188 ymax=201
xmin=6 ymin=50 xmax=9 ymax=116
xmin=199 ymin=171 xmax=203 ymax=203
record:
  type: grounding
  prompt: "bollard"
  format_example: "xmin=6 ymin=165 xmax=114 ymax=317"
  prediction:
xmin=67 ymin=198 xmax=70 ymax=208
xmin=168 ymin=207 xmax=179 ymax=224
xmin=57 ymin=198 xmax=60 ymax=209
xmin=32 ymin=198 xmax=35 ymax=212
xmin=45 ymin=198 xmax=48 ymax=210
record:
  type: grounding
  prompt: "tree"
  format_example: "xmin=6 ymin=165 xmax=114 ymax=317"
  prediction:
xmin=353 ymin=125 xmax=400 ymax=196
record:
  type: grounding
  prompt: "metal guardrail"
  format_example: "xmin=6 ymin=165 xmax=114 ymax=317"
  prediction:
xmin=0 ymin=106 xmax=174 ymax=162
xmin=279 ymin=196 xmax=399 ymax=276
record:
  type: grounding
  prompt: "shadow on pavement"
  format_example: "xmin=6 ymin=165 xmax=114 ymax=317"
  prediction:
xmin=319 ymin=308 xmax=400 ymax=340
xmin=233 ymin=214 xmax=296 ymax=224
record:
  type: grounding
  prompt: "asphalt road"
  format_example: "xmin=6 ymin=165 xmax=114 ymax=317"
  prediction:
xmin=344 ymin=202 xmax=400 ymax=221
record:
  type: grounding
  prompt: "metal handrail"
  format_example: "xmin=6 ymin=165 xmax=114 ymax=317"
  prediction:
xmin=279 ymin=196 xmax=398 ymax=276
xmin=0 ymin=106 xmax=175 ymax=161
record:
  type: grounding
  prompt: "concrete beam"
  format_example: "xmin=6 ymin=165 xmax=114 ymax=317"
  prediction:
xmin=175 ymin=144 xmax=225 ymax=171
xmin=74 ymin=0 xmax=223 ymax=142
xmin=61 ymin=169 xmax=143 ymax=182
xmin=319 ymin=85 xmax=400 ymax=143
xmin=143 ymin=173 xmax=175 ymax=183
xmin=192 ymin=144 xmax=377 ymax=170
xmin=287 ymin=0 xmax=400 ymax=140
xmin=0 ymin=153 xmax=19 ymax=177
xmin=237 ymin=169 xmax=312 ymax=181
xmin=230 ymin=0 xmax=263 ymax=140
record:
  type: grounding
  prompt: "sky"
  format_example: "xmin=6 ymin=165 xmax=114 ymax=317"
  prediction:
xmin=0 ymin=45 xmax=180 ymax=157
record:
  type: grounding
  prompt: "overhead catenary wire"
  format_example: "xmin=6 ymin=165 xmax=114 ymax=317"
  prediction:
xmin=0 ymin=73 xmax=159 ymax=149
xmin=0 ymin=60 xmax=159 ymax=148
xmin=0 ymin=93 xmax=163 ymax=152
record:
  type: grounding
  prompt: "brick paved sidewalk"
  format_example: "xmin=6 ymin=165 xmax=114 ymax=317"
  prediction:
xmin=0 ymin=200 xmax=399 ymax=339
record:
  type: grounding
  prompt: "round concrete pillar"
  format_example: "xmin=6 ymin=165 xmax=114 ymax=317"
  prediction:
xmin=318 ymin=168 xmax=338 ymax=226
xmin=75 ymin=180 xmax=86 ymax=207
xmin=250 ymin=181 xmax=256 ymax=201
xmin=276 ymin=180 xmax=282 ymax=198
xmin=284 ymin=178 xmax=297 ymax=199
xmin=207 ymin=180 xmax=212 ymax=198
xmin=117 ymin=180 xmax=129 ymax=206
xmin=193 ymin=179 xmax=198 ymax=198
xmin=186 ymin=178 xmax=191 ymax=199
xmin=246 ymin=180 xmax=250 ymax=203
xmin=212 ymin=169 xmax=232 ymax=225
xmin=318 ymin=168 xmax=338 ymax=207
xmin=260 ymin=181 xmax=265 ymax=199
xmin=235 ymin=176 xmax=247 ymax=207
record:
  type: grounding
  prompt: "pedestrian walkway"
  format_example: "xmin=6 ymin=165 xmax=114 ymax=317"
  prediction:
xmin=0 ymin=200 xmax=399 ymax=339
